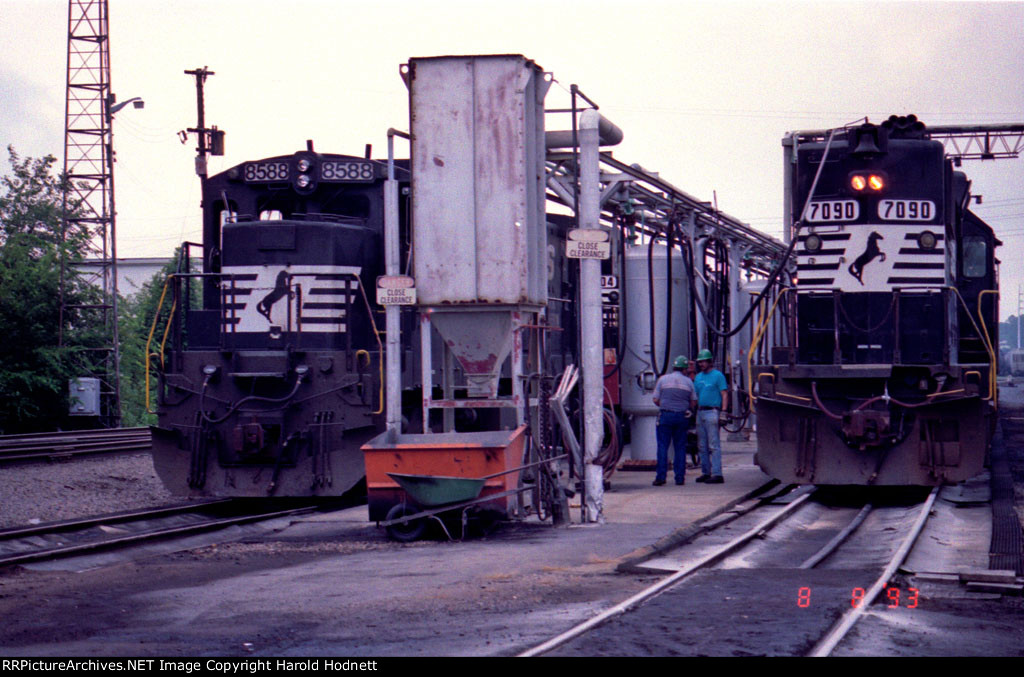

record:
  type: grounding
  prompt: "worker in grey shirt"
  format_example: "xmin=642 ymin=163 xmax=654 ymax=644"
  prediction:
xmin=651 ymin=356 xmax=698 ymax=485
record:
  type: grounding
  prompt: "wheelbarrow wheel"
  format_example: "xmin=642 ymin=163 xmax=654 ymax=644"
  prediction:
xmin=385 ymin=503 xmax=427 ymax=542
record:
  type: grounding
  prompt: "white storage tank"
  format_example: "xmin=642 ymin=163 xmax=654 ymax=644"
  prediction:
xmin=621 ymin=242 xmax=690 ymax=460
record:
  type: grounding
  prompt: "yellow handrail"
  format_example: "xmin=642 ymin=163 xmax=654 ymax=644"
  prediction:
xmin=354 ymin=273 xmax=385 ymax=415
xmin=144 ymin=276 xmax=176 ymax=414
xmin=948 ymin=286 xmax=996 ymax=401
xmin=978 ymin=289 xmax=999 ymax=406
xmin=747 ymin=287 xmax=796 ymax=403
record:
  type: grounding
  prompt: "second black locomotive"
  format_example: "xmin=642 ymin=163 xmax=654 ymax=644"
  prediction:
xmin=752 ymin=115 xmax=999 ymax=485
xmin=150 ymin=149 xmax=408 ymax=496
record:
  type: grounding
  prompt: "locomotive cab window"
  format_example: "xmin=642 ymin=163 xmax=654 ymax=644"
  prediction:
xmin=962 ymin=236 xmax=987 ymax=278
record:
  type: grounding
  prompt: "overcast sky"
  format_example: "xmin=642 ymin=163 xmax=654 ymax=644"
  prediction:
xmin=2 ymin=0 xmax=1022 ymax=317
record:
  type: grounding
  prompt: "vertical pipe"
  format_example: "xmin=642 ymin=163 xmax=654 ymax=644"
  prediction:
xmin=727 ymin=242 xmax=743 ymax=438
xmin=512 ymin=311 xmax=526 ymax=427
xmin=421 ymin=313 xmax=433 ymax=434
xmin=695 ymin=237 xmax=709 ymax=348
xmin=442 ymin=343 xmax=454 ymax=432
xmin=579 ymin=110 xmax=604 ymax=523
xmin=385 ymin=131 xmax=402 ymax=440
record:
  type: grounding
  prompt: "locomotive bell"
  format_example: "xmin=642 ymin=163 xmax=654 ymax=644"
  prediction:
xmin=851 ymin=129 xmax=882 ymax=156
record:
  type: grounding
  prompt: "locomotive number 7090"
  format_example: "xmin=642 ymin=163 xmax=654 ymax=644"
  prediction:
xmin=806 ymin=200 xmax=858 ymax=222
xmin=878 ymin=199 xmax=934 ymax=221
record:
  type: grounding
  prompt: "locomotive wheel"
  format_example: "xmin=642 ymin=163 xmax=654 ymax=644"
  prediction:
xmin=384 ymin=503 xmax=427 ymax=542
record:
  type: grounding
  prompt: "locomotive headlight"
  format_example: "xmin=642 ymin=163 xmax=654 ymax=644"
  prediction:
xmin=297 ymin=158 xmax=312 ymax=172
xmin=804 ymin=234 xmax=823 ymax=252
xmin=849 ymin=173 xmax=885 ymax=192
xmin=918 ymin=230 xmax=938 ymax=249
xmin=296 ymin=174 xmax=312 ymax=189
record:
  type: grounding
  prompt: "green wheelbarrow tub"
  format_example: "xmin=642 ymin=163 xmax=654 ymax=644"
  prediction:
xmin=386 ymin=472 xmax=486 ymax=507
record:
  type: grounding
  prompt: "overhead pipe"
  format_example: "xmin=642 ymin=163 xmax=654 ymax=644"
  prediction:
xmin=545 ymin=113 xmax=623 ymax=149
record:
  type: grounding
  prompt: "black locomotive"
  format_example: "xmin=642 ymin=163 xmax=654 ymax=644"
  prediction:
xmin=150 ymin=149 xmax=409 ymax=496
xmin=752 ymin=115 xmax=999 ymax=485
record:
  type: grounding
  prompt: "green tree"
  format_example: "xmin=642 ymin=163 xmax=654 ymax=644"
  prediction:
xmin=0 ymin=147 xmax=100 ymax=433
xmin=118 ymin=253 xmax=185 ymax=427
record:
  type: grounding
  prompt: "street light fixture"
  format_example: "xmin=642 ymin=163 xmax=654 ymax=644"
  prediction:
xmin=109 ymin=96 xmax=145 ymax=116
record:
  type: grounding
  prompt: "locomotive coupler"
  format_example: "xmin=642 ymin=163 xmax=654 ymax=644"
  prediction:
xmin=841 ymin=409 xmax=892 ymax=450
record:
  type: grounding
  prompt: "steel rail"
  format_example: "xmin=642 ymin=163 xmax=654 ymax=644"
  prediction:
xmin=799 ymin=503 xmax=873 ymax=569
xmin=0 ymin=426 xmax=148 ymax=440
xmin=0 ymin=500 xmax=229 ymax=540
xmin=518 ymin=489 xmax=814 ymax=657
xmin=807 ymin=486 xmax=939 ymax=657
xmin=0 ymin=428 xmax=151 ymax=463
xmin=0 ymin=504 xmax=312 ymax=568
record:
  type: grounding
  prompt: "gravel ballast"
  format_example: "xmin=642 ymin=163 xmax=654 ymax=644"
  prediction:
xmin=0 ymin=453 xmax=180 ymax=530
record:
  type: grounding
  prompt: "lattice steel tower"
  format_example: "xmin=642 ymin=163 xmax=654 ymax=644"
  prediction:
xmin=60 ymin=0 xmax=120 ymax=427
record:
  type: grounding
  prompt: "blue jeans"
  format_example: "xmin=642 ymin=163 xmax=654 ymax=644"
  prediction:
xmin=697 ymin=409 xmax=722 ymax=477
xmin=656 ymin=410 xmax=691 ymax=482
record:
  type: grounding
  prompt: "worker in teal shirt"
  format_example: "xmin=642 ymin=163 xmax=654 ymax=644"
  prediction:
xmin=693 ymin=349 xmax=728 ymax=483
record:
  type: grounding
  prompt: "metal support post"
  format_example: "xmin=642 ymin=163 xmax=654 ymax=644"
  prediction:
xmin=579 ymin=110 xmax=604 ymax=523
xmin=384 ymin=129 xmax=405 ymax=440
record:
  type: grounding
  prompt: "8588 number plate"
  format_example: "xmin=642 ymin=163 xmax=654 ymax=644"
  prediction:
xmin=320 ymin=161 xmax=376 ymax=182
xmin=243 ymin=161 xmax=289 ymax=182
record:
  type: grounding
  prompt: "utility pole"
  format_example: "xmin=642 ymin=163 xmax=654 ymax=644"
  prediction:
xmin=1018 ymin=285 xmax=1022 ymax=350
xmin=179 ymin=68 xmax=225 ymax=310
xmin=180 ymin=67 xmax=224 ymax=178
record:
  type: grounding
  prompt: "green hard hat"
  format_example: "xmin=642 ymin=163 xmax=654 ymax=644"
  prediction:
xmin=673 ymin=355 xmax=687 ymax=369
xmin=696 ymin=349 xmax=714 ymax=362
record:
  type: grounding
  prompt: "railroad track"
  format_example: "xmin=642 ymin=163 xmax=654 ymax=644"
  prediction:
xmin=521 ymin=484 xmax=944 ymax=657
xmin=0 ymin=500 xmax=317 ymax=568
xmin=0 ymin=427 xmax=151 ymax=464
